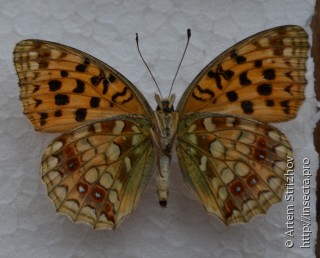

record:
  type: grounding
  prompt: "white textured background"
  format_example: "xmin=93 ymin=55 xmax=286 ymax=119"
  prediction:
xmin=0 ymin=0 xmax=317 ymax=257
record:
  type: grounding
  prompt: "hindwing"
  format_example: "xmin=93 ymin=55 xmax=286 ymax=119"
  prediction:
xmin=177 ymin=113 xmax=292 ymax=224
xmin=41 ymin=115 xmax=155 ymax=229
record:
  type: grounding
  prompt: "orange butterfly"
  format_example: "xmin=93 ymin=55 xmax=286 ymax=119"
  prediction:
xmin=14 ymin=25 xmax=309 ymax=229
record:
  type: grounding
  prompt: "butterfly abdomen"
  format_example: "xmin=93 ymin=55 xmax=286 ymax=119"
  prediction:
xmin=152 ymin=95 xmax=179 ymax=207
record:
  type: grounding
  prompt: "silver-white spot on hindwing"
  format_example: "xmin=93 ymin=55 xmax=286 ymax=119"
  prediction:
xmin=124 ymin=157 xmax=132 ymax=172
xmin=233 ymin=161 xmax=250 ymax=177
xmin=84 ymin=167 xmax=99 ymax=183
xmin=112 ymin=121 xmax=125 ymax=135
xmin=226 ymin=117 xmax=236 ymax=127
xmin=188 ymin=124 xmax=196 ymax=133
xmin=199 ymin=156 xmax=207 ymax=171
xmin=93 ymin=123 xmax=102 ymax=133
xmin=203 ymin=117 xmax=215 ymax=132
xmin=106 ymin=143 xmax=120 ymax=162
xmin=210 ymin=139 xmax=225 ymax=158
xmin=99 ymin=172 xmax=113 ymax=189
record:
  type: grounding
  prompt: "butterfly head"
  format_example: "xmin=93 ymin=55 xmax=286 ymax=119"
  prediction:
xmin=155 ymin=94 xmax=175 ymax=113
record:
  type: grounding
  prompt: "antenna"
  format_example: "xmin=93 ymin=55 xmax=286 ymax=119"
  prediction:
xmin=168 ymin=28 xmax=191 ymax=97
xmin=136 ymin=33 xmax=163 ymax=98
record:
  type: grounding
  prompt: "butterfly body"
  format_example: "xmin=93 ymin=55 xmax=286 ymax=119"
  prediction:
xmin=14 ymin=25 xmax=309 ymax=229
xmin=152 ymin=94 xmax=179 ymax=206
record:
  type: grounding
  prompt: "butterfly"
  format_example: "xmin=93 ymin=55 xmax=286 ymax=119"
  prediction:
xmin=13 ymin=25 xmax=309 ymax=230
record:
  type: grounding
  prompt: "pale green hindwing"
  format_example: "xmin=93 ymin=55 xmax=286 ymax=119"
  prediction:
xmin=41 ymin=114 xmax=156 ymax=229
xmin=176 ymin=112 xmax=292 ymax=225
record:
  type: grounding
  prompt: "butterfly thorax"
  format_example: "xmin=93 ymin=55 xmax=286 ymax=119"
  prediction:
xmin=152 ymin=94 xmax=179 ymax=207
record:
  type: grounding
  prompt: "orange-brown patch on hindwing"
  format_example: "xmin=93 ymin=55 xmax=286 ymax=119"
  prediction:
xmin=246 ymin=174 xmax=260 ymax=188
xmin=253 ymin=136 xmax=268 ymax=161
xmin=229 ymin=179 xmax=245 ymax=197
xmin=91 ymin=186 xmax=107 ymax=203
xmin=64 ymin=146 xmax=76 ymax=158
xmin=65 ymin=157 xmax=80 ymax=173
xmin=191 ymin=117 xmax=207 ymax=132
xmin=99 ymin=120 xmax=121 ymax=133
xmin=224 ymin=198 xmax=237 ymax=220
xmin=103 ymin=201 xmax=116 ymax=224
xmin=113 ymin=136 xmax=132 ymax=154
xmin=100 ymin=119 xmax=139 ymax=135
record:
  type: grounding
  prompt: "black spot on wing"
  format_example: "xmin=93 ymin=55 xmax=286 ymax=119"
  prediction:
xmin=73 ymin=80 xmax=85 ymax=93
xmin=55 ymin=94 xmax=69 ymax=105
xmin=60 ymin=70 xmax=69 ymax=77
xmin=91 ymin=69 xmax=105 ymax=86
xmin=192 ymin=92 xmax=204 ymax=101
xmin=49 ymin=80 xmax=62 ymax=91
xmin=241 ymin=101 xmax=254 ymax=114
xmin=103 ymin=79 xmax=109 ymax=94
xmin=280 ymin=100 xmax=290 ymax=114
xmin=111 ymin=87 xmax=133 ymax=104
xmin=226 ymin=91 xmax=238 ymax=102
xmin=84 ymin=58 xmax=90 ymax=65
xmin=254 ymin=60 xmax=262 ymax=68
xmin=239 ymin=72 xmax=251 ymax=86
xmin=91 ymin=76 xmax=100 ymax=86
xmin=262 ymin=69 xmax=276 ymax=80
xmin=223 ymin=70 xmax=234 ymax=80
xmin=75 ymin=108 xmax=87 ymax=122
xmin=207 ymin=70 xmax=222 ymax=90
xmin=90 ymin=97 xmax=100 ymax=108
xmin=265 ymin=100 xmax=275 ymax=107
xmin=108 ymin=74 xmax=116 ymax=83
xmin=75 ymin=64 xmax=87 ymax=72
xmin=197 ymin=85 xmax=215 ymax=97
xmin=54 ymin=110 xmax=62 ymax=117
xmin=257 ymin=84 xmax=272 ymax=96
xmin=34 ymin=98 xmax=42 ymax=107
xmin=285 ymin=71 xmax=293 ymax=80
xmin=39 ymin=61 xmax=48 ymax=68
xmin=235 ymin=55 xmax=246 ymax=64
xmin=285 ymin=85 xmax=292 ymax=94
xmin=33 ymin=85 xmax=40 ymax=93
xmin=207 ymin=70 xmax=215 ymax=78
xmin=39 ymin=112 xmax=48 ymax=125
xmin=230 ymin=49 xmax=246 ymax=64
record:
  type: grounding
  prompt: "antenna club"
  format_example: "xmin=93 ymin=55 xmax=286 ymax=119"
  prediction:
xmin=136 ymin=32 xmax=163 ymax=98
xmin=168 ymin=28 xmax=191 ymax=97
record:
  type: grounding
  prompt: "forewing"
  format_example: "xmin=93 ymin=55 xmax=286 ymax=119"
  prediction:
xmin=14 ymin=40 xmax=152 ymax=132
xmin=177 ymin=25 xmax=309 ymax=122
xmin=177 ymin=113 xmax=291 ymax=225
xmin=41 ymin=115 xmax=155 ymax=229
